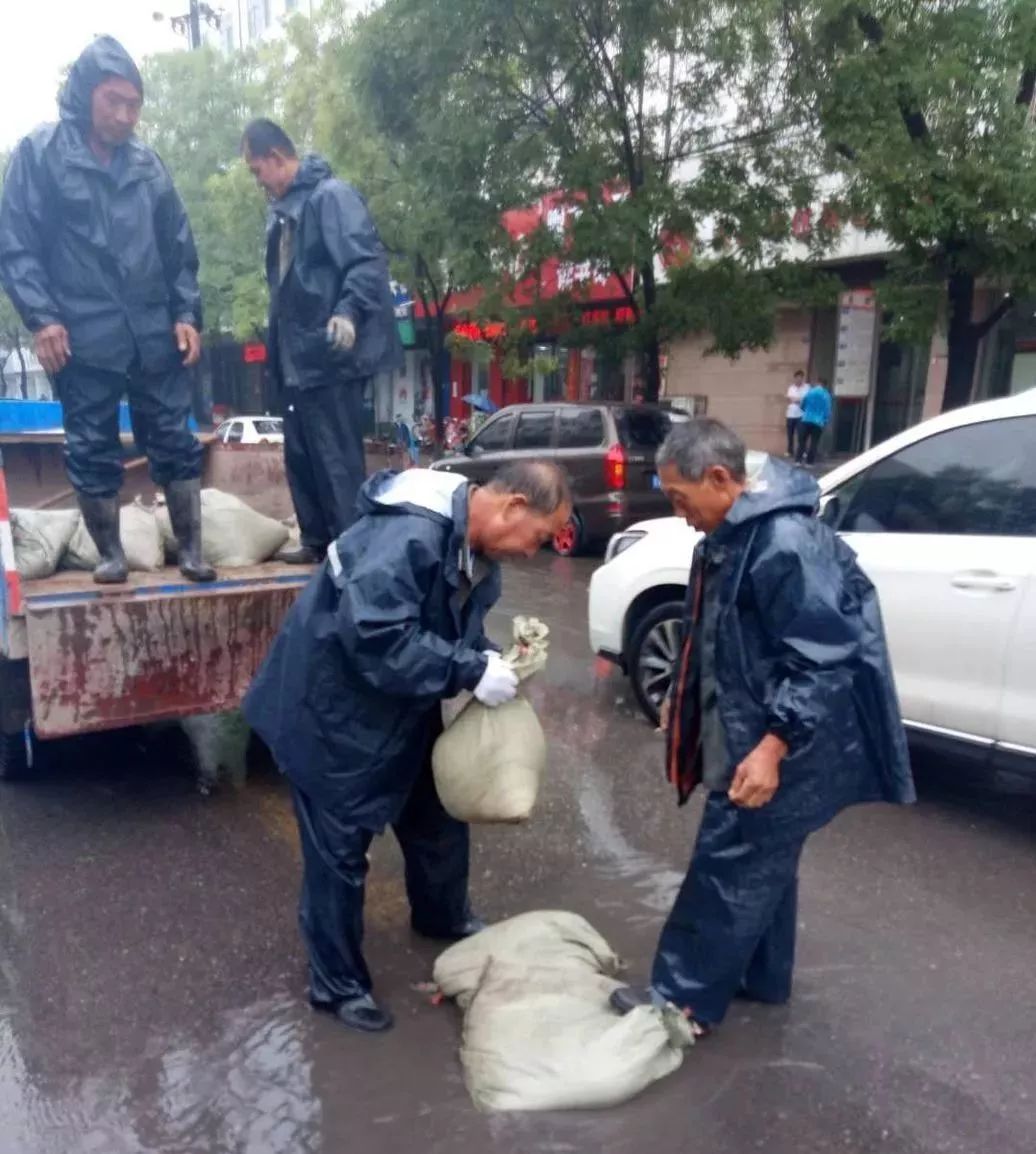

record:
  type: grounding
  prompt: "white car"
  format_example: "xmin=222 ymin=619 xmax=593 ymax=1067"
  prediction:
xmin=588 ymin=389 xmax=1036 ymax=773
xmin=214 ymin=416 xmax=284 ymax=445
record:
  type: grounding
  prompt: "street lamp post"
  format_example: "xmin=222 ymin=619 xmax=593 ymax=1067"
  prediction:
xmin=154 ymin=2 xmax=223 ymax=51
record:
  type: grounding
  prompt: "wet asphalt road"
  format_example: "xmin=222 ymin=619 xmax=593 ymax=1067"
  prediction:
xmin=1 ymin=553 xmax=1035 ymax=1154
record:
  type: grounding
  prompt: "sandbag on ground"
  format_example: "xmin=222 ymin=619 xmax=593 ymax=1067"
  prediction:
xmin=433 ymin=910 xmax=623 ymax=1010
xmin=433 ymin=617 xmax=550 ymax=823
xmin=10 ymin=508 xmax=80 ymax=579
xmin=64 ymin=499 xmax=164 ymax=573
xmin=156 ymin=489 xmax=289 ymax=567
xmin=461 ymin=961 xmax=693 ymax=1112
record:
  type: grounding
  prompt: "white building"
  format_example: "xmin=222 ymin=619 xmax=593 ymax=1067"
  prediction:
xmin=220 ymin=0 xmax=320 ymax=53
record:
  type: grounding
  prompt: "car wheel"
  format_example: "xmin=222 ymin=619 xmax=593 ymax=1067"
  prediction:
xmin=628 ymin=601 xmax=685 ymax=725
xmin=552 ymin=512 xmax=584 ymax=557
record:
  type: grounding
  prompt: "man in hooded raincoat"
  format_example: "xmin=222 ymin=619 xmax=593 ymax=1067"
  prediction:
xmin=0 ymin=36 xmax=213 ymax=584
xmin=244 ymin=461 xmax=572 ymax=1033
xmin=242 ymin=119 xmax=401 ymax=563
xmin=612 ymin=418 xmax=915 ymax=1036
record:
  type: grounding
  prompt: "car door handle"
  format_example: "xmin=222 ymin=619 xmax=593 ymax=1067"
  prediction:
xmin=951 ymin=571 xmax=1017 ymax=593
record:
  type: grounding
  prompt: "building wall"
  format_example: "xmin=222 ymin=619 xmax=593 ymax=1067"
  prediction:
xmin=664 ymin=308 xmax=813 ymax=453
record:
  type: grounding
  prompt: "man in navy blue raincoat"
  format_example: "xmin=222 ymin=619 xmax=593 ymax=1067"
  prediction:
xmin=612 ymin=419 xmax=915 ymax=1036
xmin=244 ymin=462 xmax=571 ymax=1033
xmin=0 ymin=37 xmax=212 ymax=584
xmin=242 ymin=119 xmax=401 ymax=563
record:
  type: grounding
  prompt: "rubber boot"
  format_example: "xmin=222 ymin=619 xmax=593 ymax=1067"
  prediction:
xmin=165 ymin=479 xmax=216 ymax=583
xmin=77 ymin=495 xmax=128 ymax=585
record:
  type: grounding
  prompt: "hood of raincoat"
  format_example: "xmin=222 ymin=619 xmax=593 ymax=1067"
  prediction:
xmin=59 ymin=36 xmax=143 ymax=129
xmin=273 ymin=153 xmax=335 ymax=221
xmin=359 ymin=468 xmax=467 ymax=521
xmin=714 ymin=456 xmax=820 ymax=541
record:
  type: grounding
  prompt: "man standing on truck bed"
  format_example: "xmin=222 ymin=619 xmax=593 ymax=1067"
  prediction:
xmin=0 ymin=36 xmax=214 ymax=584
xmin=242 ymin=119 xmax=401 ymax=564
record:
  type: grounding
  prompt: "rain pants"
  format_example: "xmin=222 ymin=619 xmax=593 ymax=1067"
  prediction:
xmin=265 ymin=154 xmax=401 ymax=547
xmin=243 ymin=470 xmax=501 ymax=1003
xmin=0 ymin=37 xmax=203 ymax=497
xmin=656 ymin=457 xmax=915 ymax=1024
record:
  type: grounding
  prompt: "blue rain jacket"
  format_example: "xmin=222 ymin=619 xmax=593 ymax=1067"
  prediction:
xmin=0 ymin=37 xmax=201 ymax=373
xmin=265 ymin=154 xmax=402 ymax=391
xmin=669 ymin=457 xmax=915 ymax=837
xmin=243 ymin=470 xmax=500 ymax=829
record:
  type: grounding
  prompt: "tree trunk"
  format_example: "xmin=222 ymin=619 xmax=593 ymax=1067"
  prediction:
xmin=428 ymin=312 xmax=449 ymax=454
xmin=942 ymin=268 xmax=979 ymax=413
xmin=639 ymin=261 xmax=662 ymax=402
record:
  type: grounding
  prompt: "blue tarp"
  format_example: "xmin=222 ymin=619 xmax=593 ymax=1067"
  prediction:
xmin=0 ymin=399 xmax=197 ymax=435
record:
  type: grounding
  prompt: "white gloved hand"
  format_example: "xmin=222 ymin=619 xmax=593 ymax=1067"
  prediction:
xmin=326 ymin=315 xmax=357 ymax=351
xmin=473 ymin=651 xmax=519 ymax=708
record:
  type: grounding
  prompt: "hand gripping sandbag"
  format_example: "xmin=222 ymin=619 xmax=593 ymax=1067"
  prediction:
xmin=433 ymin=618 xmax=550 ymax=824
xmin=434 ymin=910 xmax=623 ymax=1010
xmin=460 ymin=961 xmax=694 ymax=1113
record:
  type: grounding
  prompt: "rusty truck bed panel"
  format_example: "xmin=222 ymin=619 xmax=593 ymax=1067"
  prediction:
xmin=19 ymin=562 xmax=310 ymax=610
xmin=23 ymin=564 xmax=313 ymax=738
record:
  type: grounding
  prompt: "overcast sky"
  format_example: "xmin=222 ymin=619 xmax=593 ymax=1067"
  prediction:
xmin=0 ymin=0 xmax=189 ymax=150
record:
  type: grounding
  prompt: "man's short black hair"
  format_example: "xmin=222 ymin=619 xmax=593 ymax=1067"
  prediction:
xmin=794 ymin=369 xmax=805 ymax=377
xmin=242 ymin=118 xmax=297 ymax=159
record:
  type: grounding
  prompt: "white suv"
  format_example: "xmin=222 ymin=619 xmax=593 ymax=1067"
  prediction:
xmin=588 ymin=389 xmax=1036 ymax=773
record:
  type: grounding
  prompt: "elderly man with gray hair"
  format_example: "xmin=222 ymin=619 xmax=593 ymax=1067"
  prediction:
xmin=611 ymin=418 xmax=914 ymax=1036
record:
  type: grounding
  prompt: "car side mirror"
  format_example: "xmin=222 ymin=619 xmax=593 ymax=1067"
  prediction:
xmin=819 ymin=494 xmax=841 ymax=527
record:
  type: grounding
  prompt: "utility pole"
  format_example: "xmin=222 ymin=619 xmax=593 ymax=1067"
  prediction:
xmin=154 ymin=2 xmax=223 ymax=51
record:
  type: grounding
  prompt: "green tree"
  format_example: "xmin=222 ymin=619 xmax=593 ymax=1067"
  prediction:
xmin=786 ymin=1 xmax=1036 ymax=410
xmin=355 ymin=0 xmax=813 ymax=401
xmin=140 ymin=46 xmax=271 ymax=337
xmin=0 ymin=150 xmax=32 ymax=398
xmin=274 ymin=2 xmax=516 ymax=438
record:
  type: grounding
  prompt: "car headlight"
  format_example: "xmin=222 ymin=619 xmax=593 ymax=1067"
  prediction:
xmin=605 ymin=529 xmax=647 ymax=563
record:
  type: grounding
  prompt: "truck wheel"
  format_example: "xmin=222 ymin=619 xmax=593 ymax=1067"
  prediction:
xmin=628 ymin=601 xmax=685 ymax=726
xmin=0 ymin=727 xmax=34 ymax=781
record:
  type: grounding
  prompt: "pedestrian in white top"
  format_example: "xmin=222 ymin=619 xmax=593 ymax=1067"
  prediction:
xmin=785 ymin=370 xmax=809 ymax=458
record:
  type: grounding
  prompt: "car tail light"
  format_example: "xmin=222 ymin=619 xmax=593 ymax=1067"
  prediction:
xmin=604 ymin=443 xmax=627 ymax=490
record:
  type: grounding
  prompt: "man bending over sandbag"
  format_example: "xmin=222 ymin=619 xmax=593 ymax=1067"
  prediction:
xmin=244 ymin=462 xmax=572 ymax=1033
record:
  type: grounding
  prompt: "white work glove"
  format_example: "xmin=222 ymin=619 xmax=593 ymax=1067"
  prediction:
xmin=473 ymin=651 xmax=519 ymax=708
xmin=326 ymin=315 xmax=357 ymax=351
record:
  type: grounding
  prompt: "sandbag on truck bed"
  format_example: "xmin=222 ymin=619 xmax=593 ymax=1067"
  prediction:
xmin=10 ymin=508 xmax=80 ymax=579
xmin=156 ymin=489 xmax=289 ymax=567
xmin=64 ymin=499 xmax=164 ymax=573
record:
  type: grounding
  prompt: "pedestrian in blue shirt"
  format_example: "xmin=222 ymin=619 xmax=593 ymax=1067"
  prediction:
xmin=797 ymin=378 xmax=833 ymax=464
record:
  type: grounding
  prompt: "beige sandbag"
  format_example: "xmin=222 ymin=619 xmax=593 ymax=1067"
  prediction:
xmin=64 ymin=499 xmax=164 ymax=573
xmin=156 ymin=489 xmax=289 ymax=567
xmin=433 ymin=617 xmax=549 ymax=823
xmin=10 ymin=508 xmax=80 ymax=580
xmin=460 ymin=960 xmax=693 ymax=1112
xmin=434 ymin=910 xmax=623 ymax=1010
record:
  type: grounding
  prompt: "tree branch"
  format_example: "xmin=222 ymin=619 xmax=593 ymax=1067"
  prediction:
xmin=971 ymin=295 xmax=1014 ymax=340
xmin=854 ymin=7 xmax=930 ymax=142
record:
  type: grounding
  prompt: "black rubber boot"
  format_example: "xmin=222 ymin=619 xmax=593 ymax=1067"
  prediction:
xmin=276 ymin=544 xmax=324 ymax=565
xmin=77 ymin=495 xmax=128 ymax=585
xmin=412 ymin=916 xmax=487 ymax=942
xmin=312 ymin=994 xmax=394 ymax=1034
xmin=165 ymin=479 xmax=216 ymax=583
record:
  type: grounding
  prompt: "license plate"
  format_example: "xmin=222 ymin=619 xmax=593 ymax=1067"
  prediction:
xmin=651 ymin=474 xmax=662 ymax=490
